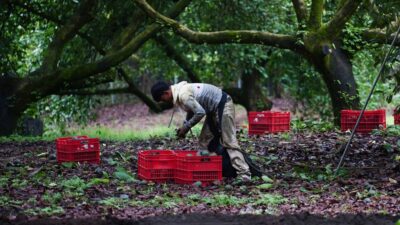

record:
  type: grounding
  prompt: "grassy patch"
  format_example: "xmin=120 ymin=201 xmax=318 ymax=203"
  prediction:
xmin=0 ymin=124 xmax=203 ymax=142
xmin=68 ymin=126 xmax=176 ymax=141
xmin=25 ymin=206 xmax=65 ymax=216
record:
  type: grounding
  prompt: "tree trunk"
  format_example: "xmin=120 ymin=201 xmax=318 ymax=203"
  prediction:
xmin=0 ymin=92 xmax=20 ymax=136
xmin=312 ymin=46 xmax=361 ymax=125
xmin=242 ymin=69 xmax=273 ymax=111
xmin=225 ymin=68 xmax=273 ymax=112
xmin=0 ymin=78 xmax=38 ymax=136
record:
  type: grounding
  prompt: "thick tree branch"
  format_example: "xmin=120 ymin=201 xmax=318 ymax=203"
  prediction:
xmin=27 ymin=0 xmax=191 ymax=106
xmin=154 ymin=35 xmax=201 ymax=83
xmin=323 ymin=0 xmax=363 ymax=40
xmin=308 ymin=0 xmax=324 ymax=30
xmin=43 ymin=0 xmax=191 ymax=86
xmin=134 ymin=0 xmax=301 ymax=52
xmin=291 ymin=0 xmax=308 ymax=27
xmin=39 ymin=0 xmax=96 ymax=73
xmin=361 ymin=29 xmax=400 ymax=46
xmin=60 ymin=73 xmax=116 ymax=91
xmin=15 ymin=1 xmax=168 ymax=112
xmin=14 ymin=1 xmax=106 ymax=55
xmin=59 ymin=87 xmax=129 ymax=96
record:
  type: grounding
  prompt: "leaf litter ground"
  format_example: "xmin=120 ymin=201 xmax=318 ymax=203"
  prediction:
xmin=0 ymin=131 xmax=399 ymax=225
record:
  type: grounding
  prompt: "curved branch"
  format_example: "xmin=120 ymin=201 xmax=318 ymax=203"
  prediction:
xmin=291 ymin=0 xmax=308 ymax=27
xmin=34 ymin=0 xmax=191 ymax=94
xmin=135 ymin=0 xmax=301 ymax=52
xmin=323 ymin=0 xmax=363 ymax=40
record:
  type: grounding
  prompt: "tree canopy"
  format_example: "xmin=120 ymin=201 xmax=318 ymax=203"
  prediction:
xmin=0 ymin=0 xmax=399 ymax=135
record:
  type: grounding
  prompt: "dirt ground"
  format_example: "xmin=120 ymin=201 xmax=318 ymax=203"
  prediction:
xmin=1 ymin=101 xmax=400 ymax=224
xmin=1 ymin=131 xmax=400 ymax=224
xmin=87 ymin=99 xmax=296 ymax=130
xmin=2 ymin=213 xmax=398 ymax=225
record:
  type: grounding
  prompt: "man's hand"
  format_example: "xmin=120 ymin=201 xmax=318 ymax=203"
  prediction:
xmin=176 ymin=126 xmax=189 ymax=139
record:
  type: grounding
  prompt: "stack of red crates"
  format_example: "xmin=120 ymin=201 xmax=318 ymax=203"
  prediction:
xmin=248 ymin=111 xmax=290 ymax=135
xmin=137 ymin=150 xmax=222 ymax=185
xmin=56 ymin=136 xmax=100 ymax=164
xmin=340 ymin=109 xmax=386 ymax=133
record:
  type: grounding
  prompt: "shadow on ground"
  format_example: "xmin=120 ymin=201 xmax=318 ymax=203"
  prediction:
xmin=3 ymin=213 xmax=398 ymax=225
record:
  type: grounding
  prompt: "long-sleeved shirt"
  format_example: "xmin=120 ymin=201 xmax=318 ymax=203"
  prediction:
xmin=171 ymin=81 xmax=222 ymax=129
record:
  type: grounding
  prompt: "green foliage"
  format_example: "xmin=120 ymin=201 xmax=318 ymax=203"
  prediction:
xmin=61 ymin=176 xmax=89 ymax=192
xmin=291 ymin=119 xmax=335 ymax=133
xmin=25 ymin=206 xmax=65 ymax=216
xmin=261 ymin=175 xmax=274 ymax=183
xmin=23 ymin=95 xmax=97 ymax=136
xmin=253 ymin=194 xmax=287 ymax=206
xmin=89 ymin=178 xmax=110 ymax=186
xmin=257 ymin=183 xmax=274 ymax=190
xmin=258 ymin=175 xmax=274 ymax=190
xmin=203 ymin=193 xmax=247 ymax=207
xmin=372 ymin=125 xmax=400 ymax=137
xmin=0 ymin=196 xmax=23 ymax=207
xmin=99 ymin=197 xmax=130 ymax=209
xmin=11 ymin=178 xmax=28 ymax=189
xmin=113 ymin=167 xmax=136 ymax=183
xmin=293 ymin=164 xmax=348 ymax=181
xmin=352 ymin=50 xmax=400 ymax=109
xmin=42 ymin=192 xmax=63 ymax=205
xmin=0 ymin=177 xmax=9 ymax=188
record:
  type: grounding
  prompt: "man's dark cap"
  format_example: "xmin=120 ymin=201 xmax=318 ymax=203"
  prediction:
xmin=151 ymin=81 xmax=170 ymax=102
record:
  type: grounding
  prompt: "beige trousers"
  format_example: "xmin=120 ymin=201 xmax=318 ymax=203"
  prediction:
xmin=198 ymin=97 xmax=251 ymax=177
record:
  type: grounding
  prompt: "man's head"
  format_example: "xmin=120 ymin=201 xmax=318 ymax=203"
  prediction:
xmin=151 ymin=81 xmax=173 ymax=103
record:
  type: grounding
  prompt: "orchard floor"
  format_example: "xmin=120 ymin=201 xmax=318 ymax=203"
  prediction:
xmin=0 ymin=131 xmax=399 ymax=224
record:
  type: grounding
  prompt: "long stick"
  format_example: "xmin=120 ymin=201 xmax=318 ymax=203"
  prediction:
xmin=168 ymin=108 xmax=175 ymax=128
xmin=335 ymin=24 xmax=400 ymax=175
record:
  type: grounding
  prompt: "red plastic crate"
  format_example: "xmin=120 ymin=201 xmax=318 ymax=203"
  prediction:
xmin=137 ymin=150 xmax=176 ymax=182
xmin=174 ymin=151 xmax=222 ymax=185
xmin=394 ymin=112 xmax=400 ymax=125
xmin=56 ymin=136 xmax=100 ymax=164
xmin=248 ymin=111 xmax=290 ymax=135
xmin=340 ymin=109 xmax=386 ymax=133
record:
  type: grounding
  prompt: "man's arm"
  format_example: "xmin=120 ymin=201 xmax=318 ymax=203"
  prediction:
xmin=185 ymin=111 xmax=194 ymax=123
xmin=181 ymin=96 xmax=206 ymax=130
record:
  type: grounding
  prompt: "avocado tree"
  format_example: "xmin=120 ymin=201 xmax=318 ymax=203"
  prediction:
xmin=0 ymin=0 xmax=192 ymax=136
